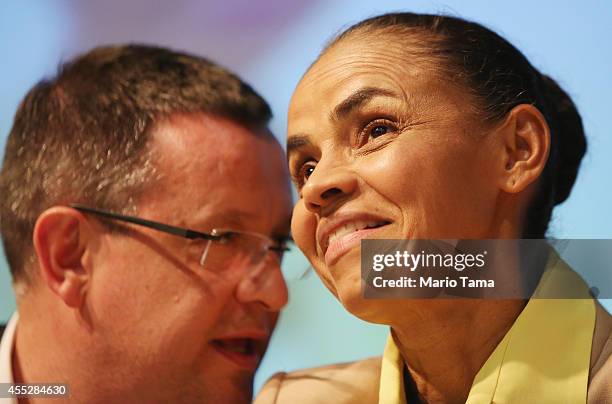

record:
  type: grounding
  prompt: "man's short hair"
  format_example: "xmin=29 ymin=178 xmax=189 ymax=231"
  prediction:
xmin=0 ymin=44 xmax=273 ymax=284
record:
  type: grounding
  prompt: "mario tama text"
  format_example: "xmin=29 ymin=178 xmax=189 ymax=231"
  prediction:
xmin=361 ymin=239 xmax=612 ymax=299
xmin=361 ymin=240 xmax=509 ymax=299
xmin=371 ymin=242 xmax=492 ymax=291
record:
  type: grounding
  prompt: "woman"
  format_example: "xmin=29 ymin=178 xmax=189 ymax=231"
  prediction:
xmin=256 ymin=12 xmax=611 ymax=404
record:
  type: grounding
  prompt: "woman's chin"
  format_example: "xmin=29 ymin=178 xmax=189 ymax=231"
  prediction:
xmin=323 ymin=251 xmax=386 ymax=323
xmin=335 ymin=281 xmax=390 ymax=325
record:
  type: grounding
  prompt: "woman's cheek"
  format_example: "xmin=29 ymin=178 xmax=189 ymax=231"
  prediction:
xmin=291 ymin=200 xmax=338 ymax=296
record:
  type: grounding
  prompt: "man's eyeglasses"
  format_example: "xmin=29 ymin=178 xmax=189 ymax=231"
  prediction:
xmin=70 ymin=204 xmax=291 ymax=271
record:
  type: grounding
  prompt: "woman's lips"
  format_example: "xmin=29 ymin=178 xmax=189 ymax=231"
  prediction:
xmin=324 ymin=225 xmax=387 ymax=266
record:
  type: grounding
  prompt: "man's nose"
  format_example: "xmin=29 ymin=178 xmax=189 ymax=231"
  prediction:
xmin=301 ymin=161 xmax=357 ymax=214
xmin=235 ymin=256 xmax=288 ymax=311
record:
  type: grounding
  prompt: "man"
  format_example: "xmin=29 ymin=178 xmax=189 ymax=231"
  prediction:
xmin=0 ymin=45 xmax=293 ymax=403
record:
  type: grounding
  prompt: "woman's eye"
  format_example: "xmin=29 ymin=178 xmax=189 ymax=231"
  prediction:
xmin=302 ymin=163 xmax=315 ymax=180
xmin=295 ymin=161 xmax=316 ymax=187
xmin=370 ymin=125 xmax=389 ymax=138
xmin=360 ymin=119 xmax=398 ymax=145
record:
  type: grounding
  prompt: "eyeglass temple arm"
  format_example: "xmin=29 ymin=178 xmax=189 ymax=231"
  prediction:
xmin=69 ymin=204 xmax=219 ymax=241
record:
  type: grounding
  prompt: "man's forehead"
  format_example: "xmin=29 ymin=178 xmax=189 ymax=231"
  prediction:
xmin=149 ymin=113 xmax=284 ymax=179
xmin=211 ymin=208 xmax=292 ymax=233
xmin=151 ymin=113 xmax=264 ymax=157
xmin=212 ymin=209 xmax=257 ymax=226
xmin=142 ymin=112 xmax=291 ymax=232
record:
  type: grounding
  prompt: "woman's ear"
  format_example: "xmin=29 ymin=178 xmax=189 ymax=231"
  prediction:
xmin=498 ymin=104 xmax=551 ymax=194
xmin=33 ymin=206 xmax=93 ymax=308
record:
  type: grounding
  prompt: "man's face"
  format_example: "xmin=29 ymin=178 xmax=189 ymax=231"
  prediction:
xmin=87 ymin=114 xmax=292 ymax=403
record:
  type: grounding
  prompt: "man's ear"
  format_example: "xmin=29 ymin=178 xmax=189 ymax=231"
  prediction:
xmin=33 ymin=206 xmax=92 ymax=308
xmin=498 ymin=104 xmax=551 ymax=194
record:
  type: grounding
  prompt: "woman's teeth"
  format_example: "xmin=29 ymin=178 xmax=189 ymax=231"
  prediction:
xmin=327 ymin=220 xmax=386 ymax=246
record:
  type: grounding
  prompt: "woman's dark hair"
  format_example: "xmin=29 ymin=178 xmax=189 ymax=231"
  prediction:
xmin=325 ymin=13 xmax=586 ymax=238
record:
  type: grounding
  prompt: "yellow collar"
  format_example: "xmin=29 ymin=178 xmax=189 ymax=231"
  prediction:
xmin=379 ymin=253 xmax=596 ymax=404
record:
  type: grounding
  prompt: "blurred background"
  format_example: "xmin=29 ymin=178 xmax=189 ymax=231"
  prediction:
xmin=1 ymin=0 xmax=611 ymax=393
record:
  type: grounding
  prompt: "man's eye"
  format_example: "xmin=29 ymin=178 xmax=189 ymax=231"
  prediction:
xmin=216 ymin=232 xmax=237 ymax=244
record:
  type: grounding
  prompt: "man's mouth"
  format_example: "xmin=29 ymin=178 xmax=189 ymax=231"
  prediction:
xmin=319 ymin=217 xmax=391 ymax=266
xmin=210 ymin=338 xmax=262 ymax=369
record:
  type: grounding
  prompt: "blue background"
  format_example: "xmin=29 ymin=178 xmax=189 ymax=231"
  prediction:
xmin=1 ymin=0 xmax=611 ymax=393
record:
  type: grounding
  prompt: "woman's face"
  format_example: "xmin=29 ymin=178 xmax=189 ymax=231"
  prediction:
xmin=287 ymin=37 xmax=513 ymax=320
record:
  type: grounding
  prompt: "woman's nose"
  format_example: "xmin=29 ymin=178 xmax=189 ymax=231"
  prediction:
xmin=301 ymin=163 xmax=357 ymax=214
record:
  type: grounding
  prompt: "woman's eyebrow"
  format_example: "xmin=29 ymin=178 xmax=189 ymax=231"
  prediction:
xmin=332 ymin=87 xmax=399 ymax=121
xmin=286 ymin=88 xmax=399 ymax=161
xmin=286 ymin=135 xmax=312 ymax=161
